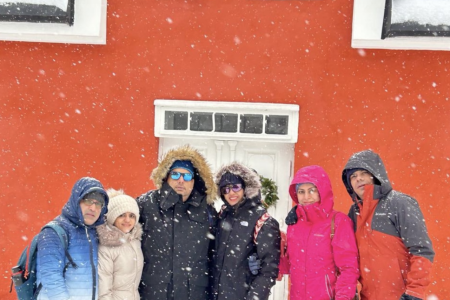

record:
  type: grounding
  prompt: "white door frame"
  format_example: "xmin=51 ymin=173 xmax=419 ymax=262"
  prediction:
xmin=154 ymin=99 xmax=300 ymax=300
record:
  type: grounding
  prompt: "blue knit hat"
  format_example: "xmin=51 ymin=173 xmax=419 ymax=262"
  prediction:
xmin=169 ymin=160 xmax=195 ymax=175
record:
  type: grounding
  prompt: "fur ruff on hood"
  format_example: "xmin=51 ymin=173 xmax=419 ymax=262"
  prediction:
xmin=151 ymin=145 xmax=217 ymax=204
xmin=97 ymin=222 xmax=143 ymax=247
xmin=214 ymin=162 xmax=261 ymax=200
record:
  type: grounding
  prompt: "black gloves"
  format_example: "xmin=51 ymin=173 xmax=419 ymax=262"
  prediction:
xmin=400 ymin=294 xmax=421 ymax=300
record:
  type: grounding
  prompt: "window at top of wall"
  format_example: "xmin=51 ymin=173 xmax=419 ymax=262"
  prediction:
xmin=190 ymin=112 xmax=213 ymax=132
xmin=0 ymin=0 xmax=74 ymax=25
xmin=265 ymin=115 xmax=288 ymax=135
xmin=154 ymin=100 xmax=299 ymax=143
xmin=352 ymin=0 xmax=450 ymax=51
xmin=0 ymin=0 xmax=106 ymax=44
xmin=162 ymin=110 xmax=289 ymax=136
xmin=382 ymin=0 xmax=450 ymax=38
xmin=215 ymin=113 xmax=238 ymax=133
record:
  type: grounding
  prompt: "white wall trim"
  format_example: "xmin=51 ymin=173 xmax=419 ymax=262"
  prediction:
xmin=154 ymin=99 xmax=300 ymax=143
xmin=0 ymin=0 xmax=106 ymax=44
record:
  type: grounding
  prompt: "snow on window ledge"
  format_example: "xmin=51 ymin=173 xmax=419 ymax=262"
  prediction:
xmin=0 ymin=0 xmax=106 ymax=44
xmin=352 ymin=0 xmax=450 ymax=51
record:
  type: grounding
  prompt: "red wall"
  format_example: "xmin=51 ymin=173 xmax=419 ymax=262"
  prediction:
xmin=1 ymin=0 xmax=449 ymax=298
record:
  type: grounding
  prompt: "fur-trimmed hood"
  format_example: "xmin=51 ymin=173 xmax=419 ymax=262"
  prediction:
xmin=97 ymin=222 xmax=143 ymax=247
xmin=214 ymin=162 xmax=261 ymax=200
xmin=151 ymin=145 xmax=217 ymax=204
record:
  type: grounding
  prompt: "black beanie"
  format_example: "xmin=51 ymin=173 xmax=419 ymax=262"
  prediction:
xmin=219 ymin=172 xmax=245 ymax=189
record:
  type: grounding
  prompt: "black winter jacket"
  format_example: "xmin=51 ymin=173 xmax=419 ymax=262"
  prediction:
xmin=212 ymin=163 xmax=281 ymax=300
xmin=138 ymin=183 xmax=217 ymax=300
xmin=212 ymin=200 xmax=280 ymax=300
xmin=137 ymin=145 xmax=218 ymax=300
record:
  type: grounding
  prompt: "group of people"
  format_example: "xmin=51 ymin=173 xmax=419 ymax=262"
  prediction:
xmin=33 ymin=146 xmax=434 ymax=300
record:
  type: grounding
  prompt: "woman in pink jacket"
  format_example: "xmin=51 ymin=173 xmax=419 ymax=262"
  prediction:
xmin=279 ymin=165 xmax=359 ymax=300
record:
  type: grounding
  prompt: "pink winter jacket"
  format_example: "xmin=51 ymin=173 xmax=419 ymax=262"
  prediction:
xmin=279 ymin=165 xmax=359 ymax=300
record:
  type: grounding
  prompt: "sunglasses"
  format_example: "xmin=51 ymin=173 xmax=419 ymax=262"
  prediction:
xmin=221 ymin=184 xmax=243 ymax=195
xmin=170 ymin=171 xmax=193 ymax=181
xmin=81 ymin=198 xmax=105 ymax=209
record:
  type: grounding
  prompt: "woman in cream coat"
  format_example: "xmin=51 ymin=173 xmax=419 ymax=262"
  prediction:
xmin=97 ymin=189 xmax=144 ymax=300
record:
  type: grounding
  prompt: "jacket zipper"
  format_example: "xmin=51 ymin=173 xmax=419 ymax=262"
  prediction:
xmin=85 ymin=226 xmax=96 ymax=300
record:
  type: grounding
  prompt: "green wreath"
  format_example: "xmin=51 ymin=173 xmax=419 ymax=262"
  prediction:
xmin=259 ymin=176 xmax=279 ymax=208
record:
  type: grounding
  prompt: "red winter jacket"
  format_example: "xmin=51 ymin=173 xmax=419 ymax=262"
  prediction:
xmin=342 ymin=150 xmax=435 ymax=300
xmin=279 ymin=165 xmax=359 ymax=300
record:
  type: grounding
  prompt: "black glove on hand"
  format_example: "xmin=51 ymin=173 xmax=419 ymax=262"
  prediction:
xmin=248 ymin=253 xmax=261 ymax=275
xmin=400 ymin=294 xmax=421 ymax=300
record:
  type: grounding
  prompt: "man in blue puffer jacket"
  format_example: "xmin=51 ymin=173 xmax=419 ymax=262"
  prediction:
xmin=36 ymin=177 xmax=109 ymax=300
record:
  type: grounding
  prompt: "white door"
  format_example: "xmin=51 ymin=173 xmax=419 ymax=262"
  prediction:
xmin=159 ymin=138 xmax=293 ymax=300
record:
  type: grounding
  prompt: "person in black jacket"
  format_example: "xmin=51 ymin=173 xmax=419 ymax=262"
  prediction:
xmin=137 ymin=145 xmax=218 ymax=300
xmin=212 ymin=162 xmax=281 ymax=300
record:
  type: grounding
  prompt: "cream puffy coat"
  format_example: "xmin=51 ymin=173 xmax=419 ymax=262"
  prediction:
xmin=97 ymin=223 xmax=144 ymax=300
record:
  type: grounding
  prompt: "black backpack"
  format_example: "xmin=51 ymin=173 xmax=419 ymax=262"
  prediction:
xmin=10 ymin=221 xmax=77 ymax=300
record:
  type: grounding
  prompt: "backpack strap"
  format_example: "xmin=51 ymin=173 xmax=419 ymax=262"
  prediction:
xmin=253 ymin=212 xmax=270 ymax=244
xmin=330 ymin=212 xmax=337 ymax=240
xmin=24 ymin=236 xmax=39 ymax=279
xmin=43 ymin=222 xmax=77 ymax=270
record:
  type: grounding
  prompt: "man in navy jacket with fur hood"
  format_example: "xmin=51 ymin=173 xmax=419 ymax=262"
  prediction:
xmin=137 ymin=145 xmax=218 ymax=300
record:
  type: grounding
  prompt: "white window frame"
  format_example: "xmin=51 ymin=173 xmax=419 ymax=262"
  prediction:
xmin=352 ymin=0 xmax=450 ymax=51
xmin=0 ymin=0 xmax=106 ymax=44
xmin=154 ymin=99 xmax=300 ymax=143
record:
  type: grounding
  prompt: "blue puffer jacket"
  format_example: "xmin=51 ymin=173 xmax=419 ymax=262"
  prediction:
xmin=36 ymin=177 xmax=109 ymax=300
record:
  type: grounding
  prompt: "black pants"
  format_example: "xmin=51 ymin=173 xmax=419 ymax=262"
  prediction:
xmin=139 ymin=278 xmax=209 ymax=300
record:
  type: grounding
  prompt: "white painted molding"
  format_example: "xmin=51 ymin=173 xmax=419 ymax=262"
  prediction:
xmin=0 ymin=0 xmax=106 ymax=44
xmin=154 ymin=99 xmax=300 ymax=143
xmin=214 ymin=140 xmax=224 ymax=168
xmin=352 ymin=0 xmax=450 ymax=51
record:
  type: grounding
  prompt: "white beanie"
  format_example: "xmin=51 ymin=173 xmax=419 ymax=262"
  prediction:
xmin=106 ymin=188 xmax=140 ymax=226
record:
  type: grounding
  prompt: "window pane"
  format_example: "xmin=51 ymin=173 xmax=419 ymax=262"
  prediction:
xmin=392 ymin=0 xmax=449 ymax=26
xmin=265 ymin=115 xmax=288 ymax=135
xmin=382 ymin=0 xmax=450 ymax=38
xmin=240 ymin=114 xmax=263 ymax=134
xmin=190 ymin=112 xmax=213 ymax=132
xmin=165 ymin=111 xmax=188 ymax=130
xmin=215 ymin=113 xmax=238 ymax=133
xmin=0 ymin=0 xmax=74 ymax=26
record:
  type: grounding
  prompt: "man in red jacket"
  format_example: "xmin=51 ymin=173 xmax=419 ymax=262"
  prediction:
xmin=342 ymin=150 xmax=435 ymax=300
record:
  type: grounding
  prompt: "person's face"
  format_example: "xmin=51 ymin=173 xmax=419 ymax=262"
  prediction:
xmin=167 ymin=168 xmax=195 ymax=202
xmin=114 ymin=212 xmax=137 ymax=233
xmin=221 ymin=184 xmax=244 ymax=206
xmin=349 ymin=169 xmax=375 ymax=199
xmin=296 ymin=183 xmax=320 ymax=206
xmin=79 ymin=198 xmax=103 ymax=225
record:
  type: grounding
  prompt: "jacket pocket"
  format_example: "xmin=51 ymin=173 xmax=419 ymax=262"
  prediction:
xmin=188 ymin=276 xmax=209 ymax=300
xmin=142 ymin=256 xmax=171 ymax=285
xmin=187 ymin=205 xmax=207 ymax=224
xmin=189 ymin=274 xmax=209 ymax=287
